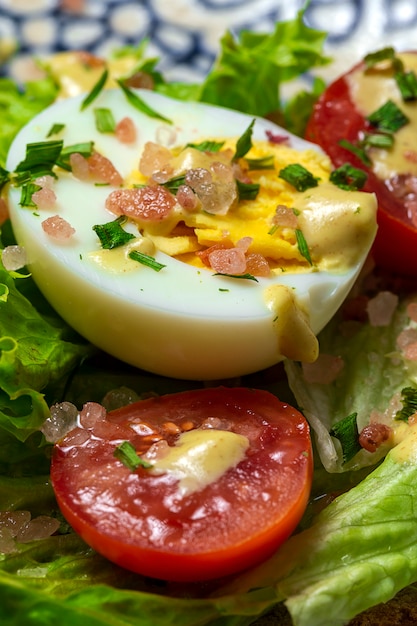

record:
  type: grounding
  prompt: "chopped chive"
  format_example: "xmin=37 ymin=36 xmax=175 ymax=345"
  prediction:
xmin=279 ymin=163 xmax=319 ymax=192
xmin=295 ymin=228 xmax=312 ymax=265
xmin=47 ymin=123 xmax=65 ymax=137
xmin=329 ymin=163 xmax=368 ymax=191
xmin=186 ymin=140 xmax=225 ymax=152
xmin=117 ymin=79 xmax=172 ymax=124
xmin=128 ymin=249 xmax=166 ymax=271
xmin=56 ymin=141 xmax=95 ymax=171
xmin=395 ymin=70 xmax=417 ymax=101
xmin=13 ymin=140 xmax=63 ymax=184
xmin=19 ymin=182 xmax=41 ymax=207
xmin=363 ymin=132 xmax=394 ymax=149
xmin=395 ymin=386 xmax=417 ymax=422
xmin=93 ymin=216 xmax=135 ymax=249
xmin=245 ymin=155 xmax=275 ymax=170
xmin=0 ymin=165 xmax=10 ymax=190
xmin=162 ymin=175 xmax=186 ymax=194
xmin=213 ymin=272 xmax=258 ymax=282
xmin=113 ymin=441 xmax=153 ymax=471
xmin=367 ymin=100 xmax=409 ymax=133
xmin=94 ymin=107 xmax=116 ymax=133
xmin=363 ymin=46 xmax=397 ymax=69
xmin=80 ymin=67 xmax=109 ymax=110
xmin=330 ymin=412 xmax=361 ymax=463
xmin=338 ymin=139 xmax=372 ymax=167
xmin=233 ymin=119 xmax=255 ymax=161
xmin=268 ymin=224 xmax=279 ymax=235
xmin=236 ymin=179 xmax=260 ymax=200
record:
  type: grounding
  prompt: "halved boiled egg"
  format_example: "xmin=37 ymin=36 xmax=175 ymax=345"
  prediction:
xmin=6 ymin=88 xmax=377 ymax=380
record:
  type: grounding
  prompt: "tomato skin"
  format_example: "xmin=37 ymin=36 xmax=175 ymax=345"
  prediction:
xmin=305 ymin=61 xmax=417 ymax=277
xmin=51 ymin=387 xmax=312 ymax=582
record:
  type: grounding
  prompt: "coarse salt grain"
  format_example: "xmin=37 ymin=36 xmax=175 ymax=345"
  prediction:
xmin=366 ymin=291 xmax=399 ymax=327
xmin=41 ymin=402 xmax=79 ymax=443
xmin=42 ymin=215 xmax=76 ymax=240
xmin=1 ymin=245 xmax=27 ymax=271
xmin=302 ymin=353 xmax=344 ymax=385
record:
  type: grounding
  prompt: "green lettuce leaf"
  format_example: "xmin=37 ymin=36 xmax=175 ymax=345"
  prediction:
xmin=0 ymin=225 xmax=92 ymax=442
xmin=0 ymin=77 xmax=57 ymax=169
xmin=160 ymin=9 xmax=329 ymax=125
xmin=285 ymin=292 xmax=417 ymax=472
xmin=221 ymin=429 xmax=417 ymax=626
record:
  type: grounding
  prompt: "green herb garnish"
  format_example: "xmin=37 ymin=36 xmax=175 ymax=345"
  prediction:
xmin=93 ymin=217 xmax=135 ymax=249
xmin=233 ymin=119 xmax=255 ymax=161
xmin=329 ymin=163 xmax=368 ymax=191
xmin=363 ymin=46 xmax=397 ymax=69
xmin=13 ymin=140 xmax=63 ymax=184
xmin=47 ymin=123 xmax=65 ymax=137
xmin=113 ymin=441 xmax=153 ymax=471
xmin=279 ymin=163 xmax=319 ymax=191
xmin=162 ymin=175 xmax=186 ymax=194
xmin=56 ymin=141 xmax=95 ymax=171
xmin=186 ymin=140 xmax=225 ymax=152
xmin=245 ymin=155 xmax=275 ymax=170
xmin=128 ymin=249 xmax=166 ymax=271
xmin=117 ymin=79 xmax=172 ymax=124
xmin=213 ymin=272 xmax=258 ymax=282
xmin=80 ymin=68 xmax=109 ymax=110
xmin=295 ymin=228 xmax=312 ymax=265
xmin=367 ymin=100 xmax=409 ymax=133
xmin=395 ymin=70 xmax=417 ymax=101
xmin=19 ymin=182 xmax=41 ymax=207
xmin=395 ymin=387 xmax=417 ymax=422
xmin=236 ymin=179 xmax=260 ymax=200
xmin=0 ymin=165 xmax=10 ymax=190
xmin=94 ymin=107 xmax=116 ymax=133
xmin=338 ymin=139 xmax=372 ymax=167
xmin=330 ymin=412 xmax=361 ymax=463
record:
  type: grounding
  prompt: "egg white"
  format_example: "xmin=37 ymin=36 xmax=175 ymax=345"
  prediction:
xmin=6 ymin=89 xmax=375 ymax=380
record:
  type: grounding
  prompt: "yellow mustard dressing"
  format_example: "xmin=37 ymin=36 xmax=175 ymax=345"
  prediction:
xmin=147 ymin=428 xmax=249 ymax=498
xmin=347 ymin=52 xmax=417 ymax=180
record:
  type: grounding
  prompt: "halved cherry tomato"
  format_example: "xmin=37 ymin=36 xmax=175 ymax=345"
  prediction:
xmin=305 ymin=55 xmax=417 ymax=276
xmin=50 ymin=387 xmax=312 ymax=582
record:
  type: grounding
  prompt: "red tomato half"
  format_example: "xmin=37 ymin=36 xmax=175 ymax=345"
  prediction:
xmin=51 ymin=387 xmax=312 ymax=582
xmin=306 ymin=56 xmax=417 ymax=276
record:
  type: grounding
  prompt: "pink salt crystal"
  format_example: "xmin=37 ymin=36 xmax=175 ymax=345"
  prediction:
xmin=139 ymin=141 xmax=172 ymax=177
xmin=16 ymin=516 xmax=61 ymax=543
xmin=403 ymin=341 xmax=417 ymax=361
xmin=406 ymin=301 xmax=417 ymax=322
xmin=41 ymin=215 xmax=75 ymax=240
xmin=302 ymin=353 xmax=344 ymax=385
xmin=70 ymin=152 xmax=90 ymax=180
xmin=176 ymin=184 xmax=199 ymax=211
xmin=0 ymin=510 xmax=31 ymax=536
xmin=115 ymin=116 xmax=137 ymax=144
xmin=79 ymin=401 xmax=107 ymax=429
xmin=32 ymin=186 xmax=57 ymax=210
xmin=245 ymin=253 xmax=271 ymax=277
xmin=366 ymin=291 xmax=399 ymax=327
xmin=208 ymin=247 xmax=247 ymax=274
xmin=396 ymin=327 xmax=417 ymax=351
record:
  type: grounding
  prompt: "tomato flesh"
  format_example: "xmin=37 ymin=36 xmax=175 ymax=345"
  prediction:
xmin=51 ymin=387 xmax=312 ymax=582
xmin=305 ymin=59 xmax=417 ymax=276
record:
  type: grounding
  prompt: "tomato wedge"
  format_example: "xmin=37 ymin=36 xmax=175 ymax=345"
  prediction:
xmin=305 ymin=52 xmax=417 ymax=276
xmin=50 ymin=387 xmax=312 ymax=582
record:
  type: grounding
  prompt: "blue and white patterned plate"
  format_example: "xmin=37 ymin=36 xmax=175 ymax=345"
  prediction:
xmin=1 ymin=0 xmax=417 ymax=83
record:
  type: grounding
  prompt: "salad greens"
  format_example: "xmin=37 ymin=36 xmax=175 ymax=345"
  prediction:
xmin=2 ymin=6 xmax=417 ymax=626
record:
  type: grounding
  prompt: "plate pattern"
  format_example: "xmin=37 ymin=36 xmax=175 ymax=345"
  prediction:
xmin=0 ymin=0 xmax=417 ymax=81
